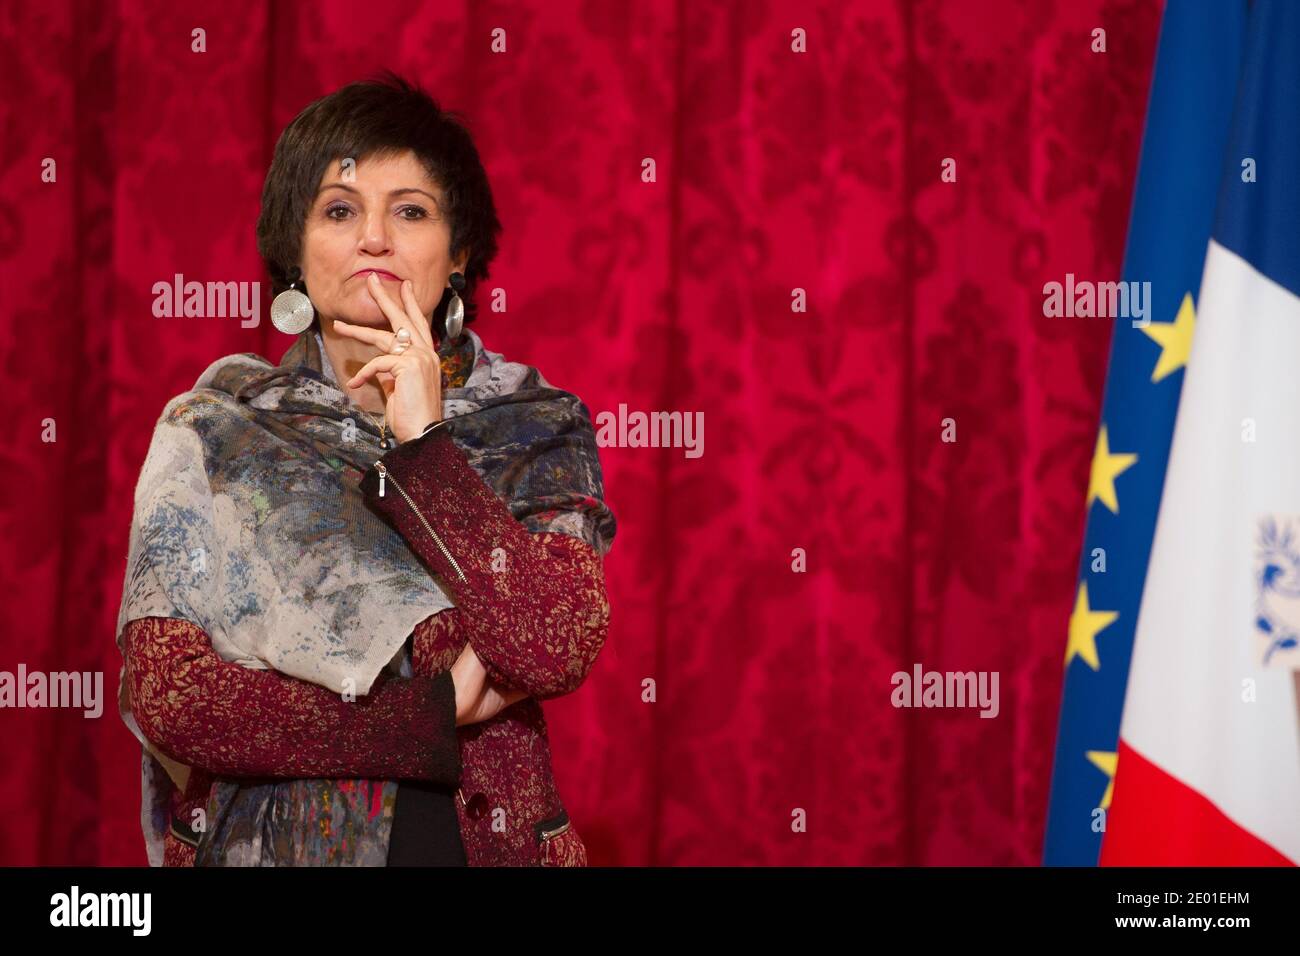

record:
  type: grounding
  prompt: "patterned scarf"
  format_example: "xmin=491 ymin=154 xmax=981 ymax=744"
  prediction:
xmin=114 ymin=325 xmax=616 ymax=865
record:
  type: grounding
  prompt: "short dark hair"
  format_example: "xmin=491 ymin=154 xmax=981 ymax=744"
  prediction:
xmin=256 ymin=70 xmax=501 ymax=334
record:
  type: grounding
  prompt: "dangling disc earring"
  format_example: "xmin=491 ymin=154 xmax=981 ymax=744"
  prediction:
xmin=271 ymin=269 xmax=315 ymax=335
xmin=444 ymin=271 xmax=467 ymax=341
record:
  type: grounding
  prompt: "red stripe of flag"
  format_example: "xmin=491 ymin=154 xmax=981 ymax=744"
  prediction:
xmin=1100 ymin=740 xmax=1296 ymax=866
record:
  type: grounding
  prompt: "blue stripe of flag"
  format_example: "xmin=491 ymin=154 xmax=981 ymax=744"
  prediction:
xmin=1213 ymin=0 xmax=1300 ymax=298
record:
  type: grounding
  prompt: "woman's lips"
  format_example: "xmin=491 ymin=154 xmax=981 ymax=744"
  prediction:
xmin=352 ymin=269 xmax=401 ymax=281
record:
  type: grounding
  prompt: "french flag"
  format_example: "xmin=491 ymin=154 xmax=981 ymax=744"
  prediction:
xmin=1100 ymin=0 xmax=1300 ymax=866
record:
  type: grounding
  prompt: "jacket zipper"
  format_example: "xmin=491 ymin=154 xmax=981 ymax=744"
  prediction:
xmin=373 ymin=461 xmax=468 ymax=584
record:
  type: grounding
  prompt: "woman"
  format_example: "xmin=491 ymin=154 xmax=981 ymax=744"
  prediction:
xmin=114 ymin=72 xmax=617 ymax=866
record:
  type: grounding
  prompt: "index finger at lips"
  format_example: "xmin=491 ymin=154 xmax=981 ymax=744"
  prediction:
xmin=365 ymin=273 xmax=418 ymax=342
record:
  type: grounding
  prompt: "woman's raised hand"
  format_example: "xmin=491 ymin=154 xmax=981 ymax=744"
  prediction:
xmin=335 ymin=273 xmax=443 ymax=443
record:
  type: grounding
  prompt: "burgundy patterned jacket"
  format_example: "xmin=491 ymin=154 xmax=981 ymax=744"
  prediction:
xmin=122 ymin=420 xmax=611 ymax=867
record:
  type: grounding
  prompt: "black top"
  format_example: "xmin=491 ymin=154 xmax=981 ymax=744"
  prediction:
xmin=386 ymin=638 xmax=466 ymax=866
xmin=387 ymin=779 xmax=466 ymax=866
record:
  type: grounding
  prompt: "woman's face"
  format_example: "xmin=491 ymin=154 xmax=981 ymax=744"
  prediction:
xmin=298 ymin=149 xmax=467 ymax=331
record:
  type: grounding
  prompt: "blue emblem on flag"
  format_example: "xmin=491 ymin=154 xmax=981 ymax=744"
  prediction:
xmin=1254 ymin=516 xmax=1300 ymax=665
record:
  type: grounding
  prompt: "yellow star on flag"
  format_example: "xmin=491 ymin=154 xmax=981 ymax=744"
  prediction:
xmin=1087 ymin=425 xmax=1137 ymax=514
xmin=1086 ymin=750 xmax=1118 ymax=809
xmin=1141 ymin=291 xmax=1196 ymax=383
xmin=1066 ymin=582 xmax=1118 ymax=671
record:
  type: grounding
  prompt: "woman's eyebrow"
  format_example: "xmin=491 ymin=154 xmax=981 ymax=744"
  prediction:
xmin=317 ymin=183 xmax=440 ymax=203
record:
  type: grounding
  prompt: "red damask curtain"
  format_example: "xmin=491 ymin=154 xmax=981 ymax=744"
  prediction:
xmin=0 ymin=0 xmax=1160 ymax=865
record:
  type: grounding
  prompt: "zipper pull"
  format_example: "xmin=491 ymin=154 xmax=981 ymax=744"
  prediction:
xmin=375 ymin=461 xmax=386 ymax=498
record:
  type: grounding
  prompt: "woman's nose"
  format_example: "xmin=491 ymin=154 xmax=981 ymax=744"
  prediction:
xmin=358 ymin=211 xmax=392 ymax=253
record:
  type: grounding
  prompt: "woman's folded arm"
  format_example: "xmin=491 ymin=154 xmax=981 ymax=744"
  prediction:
xmin=361 ymin=426 xmax=612 ymax=701
xmin=407 ymin=531 xmax=608 ymax=695
xmin=122 ymin=615 xmax=461 ymax=786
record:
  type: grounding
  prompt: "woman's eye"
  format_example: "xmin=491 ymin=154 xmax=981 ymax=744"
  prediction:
xmin=323 ymin=204 xmax=425 ymax=221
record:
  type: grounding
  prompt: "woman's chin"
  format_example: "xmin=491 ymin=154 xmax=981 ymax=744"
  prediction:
xmin=335 ymin=299 xmax=388 ymax=327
